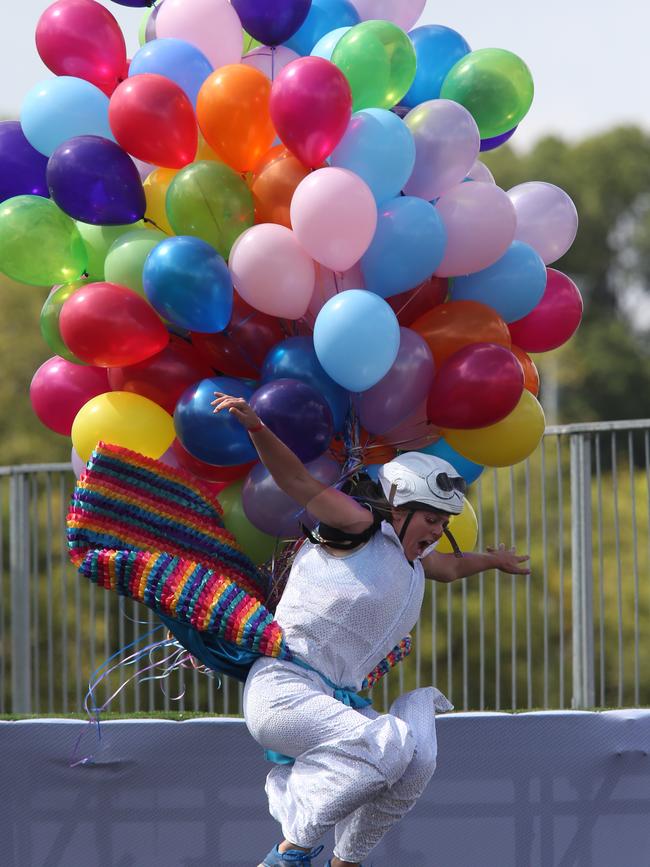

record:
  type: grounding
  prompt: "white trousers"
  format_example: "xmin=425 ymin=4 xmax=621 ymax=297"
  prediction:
xmin=243 ymin=658 xmax=448 ymax=863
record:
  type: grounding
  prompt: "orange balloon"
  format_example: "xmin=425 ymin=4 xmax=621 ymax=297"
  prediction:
xmin=411 ymin=300 xmax=511 ymax=368
xmin=511 ymin=344 xmax=540 ymax=396
xmin=197 ymin=64 xmax=276 ymax=173
xmin=251 ymin=145 xmax=313 ymax=227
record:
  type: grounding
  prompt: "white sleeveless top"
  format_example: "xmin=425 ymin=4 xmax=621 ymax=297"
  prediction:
xmin=274 ymin=521 xmax=428 ymax=691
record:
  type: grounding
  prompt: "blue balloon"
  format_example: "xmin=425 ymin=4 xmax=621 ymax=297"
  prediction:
xmin=419 ymin=438 xmax=483 ymax=484
xmin=0 ymin=122 xmax=49 ymax=202
xmin=330 ymin=108 xmax=416 ymax=203
xmin=313 ymin=290 xmax=400 ymax=392
xmin=129 ymin=39 xmax=213 ymax=108
xmin=174 ymin=376 xmax=258 ymax=466
xmin=143 ymin=236 xmax=233 ymax=332
xmin=21 ymin=76 xmax=114 ymax=157
xmin=310 ymin=25 xmax=350 ymax=60
xmin=261 ymin=336 xmax=350 ymax=431
xmin=284 ymin=0 xmax=360 ymax=56
xmin=450 ymin=241 xmax=547 ymax=323
xmin=402 ymin=25 xmax=471 ymax=108
xmin=361 ymin=197 xmax=446 ymax=299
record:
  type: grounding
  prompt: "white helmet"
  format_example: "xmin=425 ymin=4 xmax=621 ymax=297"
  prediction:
xmin=378 ymin=452 xmax=466 ymax=516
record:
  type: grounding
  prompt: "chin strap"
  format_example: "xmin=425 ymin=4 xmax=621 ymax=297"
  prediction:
xmin=444 ymin=526 xmax=464 ymax=558
xmin=398 ymin=509 xmax=416 ymax=543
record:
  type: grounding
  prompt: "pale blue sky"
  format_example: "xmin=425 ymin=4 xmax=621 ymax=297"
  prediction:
xmin=2 ymin=0 xmax=649 ymax=149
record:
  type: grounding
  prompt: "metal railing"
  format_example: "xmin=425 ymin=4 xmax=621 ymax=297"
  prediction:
xmin=2 ymin=420 xmax=649 ymax=716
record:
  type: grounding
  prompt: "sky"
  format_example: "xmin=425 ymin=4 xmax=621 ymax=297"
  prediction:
xmin=1 ymin=0 xmax=649 ymax=150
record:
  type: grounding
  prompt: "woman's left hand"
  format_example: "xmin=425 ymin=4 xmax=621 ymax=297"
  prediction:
xmin=486 ymin=543 xmax=531 ymax=575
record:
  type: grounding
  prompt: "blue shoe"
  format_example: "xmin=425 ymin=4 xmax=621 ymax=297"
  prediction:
xmin=261 ymin=843 xmax=324 ymax=865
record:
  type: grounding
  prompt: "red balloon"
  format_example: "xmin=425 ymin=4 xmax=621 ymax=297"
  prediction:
xmin=427 ymin=343 xmax=524 ymax=430
xmin=36 ymin=0 xmax=127 ymax=96
xmin=59 ymin=282 xmax=169 ymax=367
xmin=387 ymin=276 xmax=448 ymax=326
xmin=109 ymin=74 xmax=198 ymax=169
xmin=508 ymin=268 xmax=583 ymax=352
xmin=171 ymin=438 xmax=256 ymax=483
xmin=190 ymin=292 xmax=287 ymax=378
xmin=270 ymin=57 xmax=352 ymax=167
xmin=30 ymin=357 xmax=109 ymax=436
xmin=107 ymin=335 xmax=213 ymax=414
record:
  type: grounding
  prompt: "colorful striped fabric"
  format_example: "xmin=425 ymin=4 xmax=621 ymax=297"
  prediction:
xmin=362 ymin=636 xmax=412 ymax=690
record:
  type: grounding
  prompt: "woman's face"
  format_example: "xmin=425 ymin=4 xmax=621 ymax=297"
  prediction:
xmin=392 ymin=508 xmax=450 ymax=560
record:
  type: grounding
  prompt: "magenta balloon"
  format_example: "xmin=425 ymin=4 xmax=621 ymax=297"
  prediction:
xmin=241 ymin=455 xmax=341 ymax=537
xmin=434 ymin=182 xmax=516 ymax=277
xmin=270 ymin=56 xmax=352 ymax=167
xmin=30 ymin=356 xmax=110 ymax=436
xmin=36 ymin=0 xmax=128 ymax=96
xmin=508 ymin=268 xmax=583 ymax=352
xmin=426 ymin=343 xmax=524 ymax=430
xmin=357 ymin=327 xmax=434 ymax=435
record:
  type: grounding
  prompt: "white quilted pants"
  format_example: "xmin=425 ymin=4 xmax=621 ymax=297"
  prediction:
xmin=243 ymin=658 xmax=443 ymax=863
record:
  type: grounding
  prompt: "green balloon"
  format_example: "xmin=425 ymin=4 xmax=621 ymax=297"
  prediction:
xmin=332 ymin=20 xmax=416 ymax=111
xmin=104 ymin=227 xmax=167 ymax=296
xmin=440 ymin=48 xmax=534 ymax=140
xmin=75 ymin=220 xmax=146 ymax=282
xmin=166 ymin=161 xmax=255 ymax=259
xmin=243 ymin=30 xmax=262 ymax=53
xmin=0 ymin=196 xmax=87 ymax=286
xmin=218 ymin=480 xmax=278 ymax=566
xmin=138 ymin=6 xmax=153 ymax=47
xmin=40 ymin=280 xmax=88 ymax=364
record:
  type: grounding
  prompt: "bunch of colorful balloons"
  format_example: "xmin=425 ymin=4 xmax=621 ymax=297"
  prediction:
xmin=0 ymin=0 xmax=582 ymax=563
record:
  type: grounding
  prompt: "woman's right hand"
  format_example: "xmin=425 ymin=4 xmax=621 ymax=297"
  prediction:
xmin=210 ymin=392 xmax=262 ymax=431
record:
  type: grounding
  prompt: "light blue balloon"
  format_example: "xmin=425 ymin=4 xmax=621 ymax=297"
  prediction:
xmin=361 ymin=197 xmax=446 ymax=299
xmin=330 ymin=108 xmax=416 ymax=203
xmin=311 ymin=26 xmax=351 ymax=60
xmin=419 ymin=438 xmax=483 ymax=484
xmin=129 ymin=38 xmax=213 ymax=108
xmin=284 ymin=0 xmax=360 ymax=56
xmin=143 ymin=235 xmax=233 ymax=332
xmin=20 ymin=77 xmax=113 ymax=157
xmin=313 ymin=290 xmax=400 ymax=392
xmin=402 ymin=25 xmax=471 ymax=108
xmin=450 ymin=241 xmax=547 ymax=323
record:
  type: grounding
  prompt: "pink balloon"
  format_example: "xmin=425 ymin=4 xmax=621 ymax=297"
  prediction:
xmin=350 ymin=0 xmax=426 ymax=31
xmin=71 ymin=447 xmax=86 ymax=478
xmin=467 ymin=160 xmax=495 ymax=184
xmin=508 ymin=268 xmax=583 ymax=352
xmin=427 ymin=343 xmax=524 ymax=430
xmin=270 ymin=57 xmax=352 ymax=167
xmin=156 ymin=0 xmax=243 ymax=69
xmin=229 ymin=224 xmax=316 ymax=319
xmin=357 ymin=327 xmax=434 ymax=435
xmin=291 ymin=168 xmax=377 ymax=272
xmin=242 ymin=46 xmax=300 ymax=80
xmin=434 ymin=182 xmax=517 ymax=278
xmin=304 ymin=261 xmax=365 ymax=326
xmin=36 ymin=0 xmax=127 ymax=96
xmin=403 ymin=100 xmax=480 ymax=200
xmin=30 ymin=357 xmax=110 ymax=436
xmin=508 ymin=182 xmax=579 ymax=265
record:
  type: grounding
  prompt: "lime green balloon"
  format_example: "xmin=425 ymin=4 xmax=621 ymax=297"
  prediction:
xmin=166 ymin=161 xmax=255 ymax=259
xmin=40 ymin=280 xmax=88 ymax=364
xmin=75 ymin=220 xmax=146 ymax=282
xmin=218 ymin=480 xmax=278 ymax=566
xmin=138 ymin=6 xmax=153 ymax=46
xmin=331 ymin=20 xmax=416 ymax=111
xmin=440 ymin=48 xmax=534 ymax=139
xmin=104 ymin=227 xmax=167 ymax=296
xmin=243 ymin=30 xmax=262 ymax=53
xmin=0 ymin=196 xmax=87 ymax=286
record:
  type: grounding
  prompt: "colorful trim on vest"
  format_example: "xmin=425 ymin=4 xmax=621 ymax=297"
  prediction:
xmin=361 ymin=636 xmax=412 ymax=690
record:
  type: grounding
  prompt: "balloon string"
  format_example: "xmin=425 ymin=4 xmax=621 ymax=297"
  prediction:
xmin=143 ymin=216 xmax=171 ymax=236
xmin=393 ymin=279 xmax=426 ymax=320
xmin=271 ymin=46 xmax=276 ymax=81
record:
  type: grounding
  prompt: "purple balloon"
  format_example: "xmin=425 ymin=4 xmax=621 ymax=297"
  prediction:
xmin=480 ymin=126 xmax=517 ymax=152
xmin=250 ymin=378 xmax=333 ymax=462
xmin=47 ymin=135 xmax=146 ymax=225
xmin=0 ymin=121 xmax=49 ymax=202
xmin=231 ymin=0 xmax=312 ymax=45
xmin=145 ymin=3 xmax=162 ymax=42
xmin=242 ymin=454 xmax=341 ymax=537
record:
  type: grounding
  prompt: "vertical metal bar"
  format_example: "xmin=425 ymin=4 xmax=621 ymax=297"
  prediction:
xmin=118 ymin=596 xmax=126 ymax=714
xmin=431 ymin=581 xmax=437 ymax=689
xmin=477 ymin=477 xmax=485 ymax=710
xmin=147 ymin=608 xmax=155 ymax=711
xmin=132 ymin=601 xmax=140 ymax=714
xmin=45 ymin=474 xmax=54 ymax=713
xmin=59 ymin=476 xmax=68 ymax=714
xmin=596 ymin=435 xmax=605 ymax=707
xmin=493 ymin=469 xmax=500 ymax=711
xmin=415 ymin=616 xmax=421 ymax=690
xmin=31 ymin=475 xmax=39 ymax=714
xmin=628 ymin=431 xmax=640 ymax=705
xmin=10 ymin=473 xmax=31 ymax=714
xmin=0 ymin=478 xmax=5 ymax=714
xmin=101 ymin=591 xmax=109 ymax=710
xmin=509 ymin=465 xmax=517 ymax=711
xmin=556 ymin=437 xmax=565 ymax=709
xmin=611 ymin=433 xmax=624 ymax=706
xmin=446 ymin=582 xmax=453 ymax=704
xmin=525 ymin=459 xmax=532 ymax=709
xmin=570 ymin=434 xmax=595 ymax=708
xmin=540 ymin=440 xmax=549 ymax=708
xmin=462 ymin=573 xmax=468 ymax=710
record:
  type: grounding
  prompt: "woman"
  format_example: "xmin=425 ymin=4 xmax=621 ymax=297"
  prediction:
xmin=212 ymin=392 xmax=530 ymax=867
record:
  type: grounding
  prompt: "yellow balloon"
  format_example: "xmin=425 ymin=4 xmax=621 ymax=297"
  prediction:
xmin=72 ymin=392 xmax=175 ymax=462
xmin=443 ymin=390 xmax=546 ymax=468
xmin=195 ymin=132 xmax=221 ymax=162
xmin=143 ymin=168 xmax=178 ymax=235
xmin=437 ymin=498 xmax=478 ymax=554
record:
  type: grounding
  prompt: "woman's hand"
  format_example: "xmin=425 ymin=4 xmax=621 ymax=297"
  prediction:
xmin=210 ymin=392 xmax=262 ymax=431
xmin=485 ymin=543 xmax=531 ymax=575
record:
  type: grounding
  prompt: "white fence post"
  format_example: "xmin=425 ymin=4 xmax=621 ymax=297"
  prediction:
xmin=570 ymin=434 xmax=595 ymax=708
xmin=10 ymin=473 xmax=31 ymax=714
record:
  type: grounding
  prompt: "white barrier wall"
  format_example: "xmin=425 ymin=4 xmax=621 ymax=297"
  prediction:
xmin=2 ymin=710 xmax=649 ymax=867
